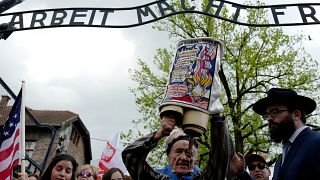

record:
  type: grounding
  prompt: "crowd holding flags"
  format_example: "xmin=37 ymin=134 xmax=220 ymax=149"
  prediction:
xmin=0 ymin=82 xmax=25 ymax=180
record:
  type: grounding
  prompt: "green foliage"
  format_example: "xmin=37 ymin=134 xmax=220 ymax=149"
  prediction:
xmin=123 ymin=0 xmax=320 ymax=168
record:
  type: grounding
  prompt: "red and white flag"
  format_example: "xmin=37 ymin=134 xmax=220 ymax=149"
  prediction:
xmin=97 ymin=132 xmax=127 ymax=179
xmin=0 ymin=89 xmax=22 ymax=180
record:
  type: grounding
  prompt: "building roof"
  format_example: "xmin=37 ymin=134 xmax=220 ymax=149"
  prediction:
xmin=0 ymin=105 xmax=78 ymax=126
xmin=27 ymin=109 xmax=78 ymax=126
xmin=0 ymin=105 xmax=92 ymax=162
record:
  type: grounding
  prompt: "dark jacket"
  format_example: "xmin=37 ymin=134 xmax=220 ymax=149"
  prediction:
xmin=273 ymin=127 xmax=320 ymax=180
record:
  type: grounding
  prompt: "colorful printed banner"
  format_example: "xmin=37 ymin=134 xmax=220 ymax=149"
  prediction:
xmin=160 ymin=38 xmax=223 ymax=114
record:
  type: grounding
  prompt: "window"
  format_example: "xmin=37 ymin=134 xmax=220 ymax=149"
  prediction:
xmin=70 ymin=126 xmax=81 ymax=146
xmin=75 ymin=134 xmax=80 ymax=146
xmin=70 ymin=128 xmax=75 ymax=141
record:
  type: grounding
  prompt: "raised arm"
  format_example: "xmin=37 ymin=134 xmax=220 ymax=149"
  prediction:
xmin=204 ymin=114 xmax=234 ymax=180
xmin=122 ymin=115 xmax=176 ymax=180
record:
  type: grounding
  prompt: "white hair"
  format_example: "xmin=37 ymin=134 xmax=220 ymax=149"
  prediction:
xmin=164 ymin=128 xmax=186 ymax=150
xmin=164 ymin=128 xmax=198 ymax=157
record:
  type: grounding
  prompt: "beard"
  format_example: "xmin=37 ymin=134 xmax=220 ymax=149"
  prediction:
xmin=269 ymin=114 xmax=296 ymax=143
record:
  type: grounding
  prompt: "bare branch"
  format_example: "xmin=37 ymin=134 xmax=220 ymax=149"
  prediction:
xmin=242 ymin=124 xmax=268 ymax=140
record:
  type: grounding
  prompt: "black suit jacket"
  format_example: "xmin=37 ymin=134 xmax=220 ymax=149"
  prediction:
xmin=273 ymin=127 xmax=320 ymax=180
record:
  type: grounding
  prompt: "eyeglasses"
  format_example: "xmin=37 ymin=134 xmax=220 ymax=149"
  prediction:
xmin=79 ymin=171 xmax=93 ymax=177
xmin=248 ymin=162 xmax=268 ymax=171
xmin=262 ymin=109 xmax=289 ymax=120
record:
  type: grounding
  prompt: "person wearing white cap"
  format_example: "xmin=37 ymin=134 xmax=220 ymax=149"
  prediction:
xmin=122 ymin=114 xmax=252 ymax=180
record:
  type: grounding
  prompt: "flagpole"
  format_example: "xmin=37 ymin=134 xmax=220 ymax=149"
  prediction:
xmin=21 ymin=81 xmax=26 ymax=174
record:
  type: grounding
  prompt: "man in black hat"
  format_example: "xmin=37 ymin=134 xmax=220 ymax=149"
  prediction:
xmin=245 ymin=154 xmax=270 ymax=180
xmin=253 ymin=88 xmax=320 ymax=180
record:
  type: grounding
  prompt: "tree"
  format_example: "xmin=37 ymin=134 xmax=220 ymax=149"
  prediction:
xmin=122 ymin=0 xmax=320 ymax=168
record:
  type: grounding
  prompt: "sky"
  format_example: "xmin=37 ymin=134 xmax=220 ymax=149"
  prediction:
xmin=1 ymin=0 xmax=320 ymax=162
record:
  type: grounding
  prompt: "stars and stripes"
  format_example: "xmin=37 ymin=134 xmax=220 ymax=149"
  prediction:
xmin=0 ymin=89 xmax=22 ymax=180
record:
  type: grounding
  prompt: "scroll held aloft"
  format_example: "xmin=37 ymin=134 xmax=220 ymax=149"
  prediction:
xmin=159 ymin=38 xmax=224 ymax=137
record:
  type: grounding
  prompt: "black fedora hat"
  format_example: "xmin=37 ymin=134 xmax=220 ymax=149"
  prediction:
xmin=253 ymin=88 xmax=316 ymax=115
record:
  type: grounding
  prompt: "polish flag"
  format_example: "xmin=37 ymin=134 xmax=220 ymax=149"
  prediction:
xmin=97 ymin=133 xmax=127 ymax=179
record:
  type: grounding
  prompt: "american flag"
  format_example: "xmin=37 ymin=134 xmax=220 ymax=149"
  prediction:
xmin=0 ymin=89 xmax=22 ymax=180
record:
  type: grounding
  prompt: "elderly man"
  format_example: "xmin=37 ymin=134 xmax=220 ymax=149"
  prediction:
xmin=253 ymin=88 xmax=320 ymax=180
xmin=122 ymin=114 xmax=252 ymax=180
xmin=156 ymin=129 xmax=201 ymax=179
xmin=245 ymin=154 xmax=270 ymax=180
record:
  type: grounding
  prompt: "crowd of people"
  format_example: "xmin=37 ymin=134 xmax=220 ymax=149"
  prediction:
xmin=15 ymin=87 xmax=320 ymax=180
xmin=16 ymin=154 xmax=127 ymax=180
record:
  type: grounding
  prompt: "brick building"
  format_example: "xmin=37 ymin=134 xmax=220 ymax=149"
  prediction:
xmin=0 ymin=95 xmax=92 ymax=173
